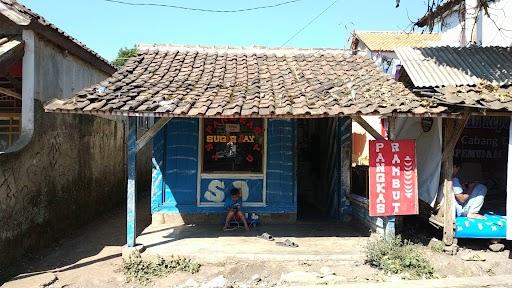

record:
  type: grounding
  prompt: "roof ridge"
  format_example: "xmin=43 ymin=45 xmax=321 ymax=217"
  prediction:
xmin=355 ymin=31 xmax=440 ymax=35
xmin=137 ymin=43 xmax=363 ymax=56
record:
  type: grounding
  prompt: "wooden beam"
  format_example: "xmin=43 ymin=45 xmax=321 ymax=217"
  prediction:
xmin=136 ymin=117 xmax=171 ymax=153
xmin=351 ymin=115 xmax=385 ymax=140
xmin=441 ymin=114 xmax=469 ymax=246
xmin=126 ymin=117 xmax=137 ymax=248
xmin=0 ymin=87 xmax=21 ymax=100
xmin=441 ymin=112 xmax=470 ymax=162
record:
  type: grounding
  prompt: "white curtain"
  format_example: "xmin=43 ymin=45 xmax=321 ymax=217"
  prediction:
xmin=395 ymin=117 xmax=442 ymax=206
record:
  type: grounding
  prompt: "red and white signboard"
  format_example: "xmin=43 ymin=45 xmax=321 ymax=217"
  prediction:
xmin=369 ymin=140 xmax=418 ymax=216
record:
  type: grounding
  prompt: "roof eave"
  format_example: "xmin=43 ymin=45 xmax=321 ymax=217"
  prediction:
xmin=415 ymin=0 xmax=464 ymax=28
xmin=0 ymin=1 xmax=116 ymax=75
xmin=27 ymin=22 xmax=116 ymax=75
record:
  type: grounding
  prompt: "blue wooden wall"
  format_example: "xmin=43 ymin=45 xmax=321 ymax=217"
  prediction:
xmin=265 ymin=119 xmax=296 ymax=212
xmin=151 ymin=118 xmax=297 ymax=214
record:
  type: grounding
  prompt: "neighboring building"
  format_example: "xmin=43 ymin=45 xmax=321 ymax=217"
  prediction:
xmin=0 ymin=0 xmax=148 ymax=277
xmin=415 ymin=0 xmax=512 ymax=47
xmin=395 ymin=45 xmax=512 ymax=240
xmin=350 ymin=31 xmax=441 ymax=75
xmin=349 ymin=31 xmax=442 ymax=190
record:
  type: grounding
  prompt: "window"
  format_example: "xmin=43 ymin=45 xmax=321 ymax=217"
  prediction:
xmin=202 ymin=118 xmax=264 ymax=173
xmin=0 ymin=114 xmax=20 ymax=151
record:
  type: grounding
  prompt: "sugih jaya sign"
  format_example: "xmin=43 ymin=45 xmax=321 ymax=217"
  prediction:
xmin=368 ymin=140 xmax=419 ymax=216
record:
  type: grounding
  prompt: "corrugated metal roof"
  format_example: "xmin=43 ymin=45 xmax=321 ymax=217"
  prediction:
xmin=395 ymin=46 xmax=512 ymax=88
xmin=353 ymin=31 xmax=441 ymax=52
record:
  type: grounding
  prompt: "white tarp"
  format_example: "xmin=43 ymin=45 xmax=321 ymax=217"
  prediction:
xmin=395 ymin=117 xmax=442 ymax=206
xmin=507 ymin=118 xmax=512 ymax=240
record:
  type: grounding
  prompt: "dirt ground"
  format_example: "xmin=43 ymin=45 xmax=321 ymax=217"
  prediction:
xmin=2 ymin=204 xmax=512 ymax=288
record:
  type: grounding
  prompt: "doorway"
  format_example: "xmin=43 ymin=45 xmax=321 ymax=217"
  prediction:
xmin=297 ymin=118 xmax=339 ymax=221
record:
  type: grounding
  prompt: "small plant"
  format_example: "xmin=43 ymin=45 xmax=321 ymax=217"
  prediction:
xmin=429 ymin=239 xmax=445 ymax=253
xmin=365 ymin=235 xmax=435 ymax=279
xmin=122 ymin=256 xmax=201 ymax=285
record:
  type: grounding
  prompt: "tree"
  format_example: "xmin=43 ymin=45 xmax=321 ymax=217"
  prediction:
xmin=112 ymin=46 xmax=138 ymax=69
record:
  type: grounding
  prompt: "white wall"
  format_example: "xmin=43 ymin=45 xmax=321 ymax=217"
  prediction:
xmin=439 ymin=0 xmax=512 ymax=47
xmin=481 ymin=0 xmax=512 ymax=46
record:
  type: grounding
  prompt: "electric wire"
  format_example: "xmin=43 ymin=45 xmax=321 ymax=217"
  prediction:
xmin=102 ymin=0 xmax=303 ymax=13
xmin=280 ymin=0 xmax=339 ymax=47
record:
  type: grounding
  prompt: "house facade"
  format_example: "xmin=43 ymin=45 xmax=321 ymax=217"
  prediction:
xmin=0 ymin=0 xmax=149 ymax=277
xmin=416 ymin=0 xmax=512 ymax=47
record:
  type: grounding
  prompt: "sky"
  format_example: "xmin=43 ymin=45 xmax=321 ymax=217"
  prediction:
xmin=18 ymin=0 xmax=430 ymax=61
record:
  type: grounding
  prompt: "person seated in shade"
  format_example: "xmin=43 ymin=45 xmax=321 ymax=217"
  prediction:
xmin=223 ymin=187 xmax=249 ymax=231
xmin=452 ymin=159 xmax=487 ymax=219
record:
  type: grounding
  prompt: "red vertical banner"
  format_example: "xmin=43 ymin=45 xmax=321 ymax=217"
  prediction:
xmin=369 ymin=140 xmax=418 ymax=216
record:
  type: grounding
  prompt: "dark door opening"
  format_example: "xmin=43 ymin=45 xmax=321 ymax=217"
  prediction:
xmin=297 ymin=118 xmax=338 ymax=221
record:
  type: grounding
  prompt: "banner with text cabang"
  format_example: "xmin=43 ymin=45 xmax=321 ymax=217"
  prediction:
xmin=369 ymin=140 xmax=419 ymax=216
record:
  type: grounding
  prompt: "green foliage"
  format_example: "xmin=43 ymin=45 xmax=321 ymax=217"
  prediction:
xmin=429 ymin=240 xmax=445 ymax=253
xmin=365 ymin=236 xmax=435 ymax=280
xmin=122 ymin=256 xmax=201 ymax=285
xmin=112 ymin=46 xmax=138 ymax=68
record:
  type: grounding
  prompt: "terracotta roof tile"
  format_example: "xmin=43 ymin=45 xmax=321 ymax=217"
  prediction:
xmin=44 ymin=44 xmax=448 ymax=117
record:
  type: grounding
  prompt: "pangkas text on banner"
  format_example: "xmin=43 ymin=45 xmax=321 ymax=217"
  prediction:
xmin=369 ymin=140 xmax=419 ymax=216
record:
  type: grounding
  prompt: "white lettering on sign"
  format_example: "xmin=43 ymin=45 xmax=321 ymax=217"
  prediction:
xmin=204 ymin=180 xmax=225 ymax=202
xmin=232 ymin=180 xmax=249 ymax=201
xmin=392 ymin=166 xmax=400 ymax=176
xmin=391 ymin=142 xmax=400 ymax=152
xmin=377 ymin=204 xmax=385 ymax=213
xmin=403 ymin=155 xmax=414 ymax=198
xmin=204 ymin=180 xmax=251 ymax=202
xmin=392 ymin=179 xmax=400 ymax=189
xmin=392 ymin=154 xmax=400 ymax=164
xmin=376 ymin=142 xmax=384 ymax=152
xmin=374 ymin=141 xmax=387 ymax=214
xmin=392 ymin=202 xmax=401 ymax=213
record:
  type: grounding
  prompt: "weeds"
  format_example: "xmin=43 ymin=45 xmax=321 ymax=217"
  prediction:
xmin=365 ymin=235 xmax=435 ymax=279
xmin=122 ymin=256 xmax=201 ymax=285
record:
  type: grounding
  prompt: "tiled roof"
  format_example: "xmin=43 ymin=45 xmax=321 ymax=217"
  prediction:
xmin=396 ymin=46 xmax=512 ymax=88
xmin=0 ymin=0 xmax=115 ymax=74
xmin=44 ymin=44 xmax=449 ymax=118
xmin=352 ymin=31 xmax=441 ymax=52
xmin=420 ymin=84 xmax=512 ymax=112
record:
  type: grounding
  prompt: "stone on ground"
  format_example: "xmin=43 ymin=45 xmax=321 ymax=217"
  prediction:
xmin=203 ymin=275 xmax=227 ymax=288
xmin=280 ymin=271 xmax=346 ymax=285
xmin=489 ymin=243 xmax=505 ymax=252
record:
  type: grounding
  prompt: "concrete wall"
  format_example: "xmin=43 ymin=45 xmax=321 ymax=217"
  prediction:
xmin=0 ymin=31 xmax=147 ymax=278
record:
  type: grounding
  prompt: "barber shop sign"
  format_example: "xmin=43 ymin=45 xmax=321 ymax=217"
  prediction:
xmin=369 ymin=140 xmax=419 ymax=216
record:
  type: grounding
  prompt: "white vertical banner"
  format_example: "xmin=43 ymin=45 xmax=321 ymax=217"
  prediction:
xmin=507 ymin=117 xmax=512 ymax=240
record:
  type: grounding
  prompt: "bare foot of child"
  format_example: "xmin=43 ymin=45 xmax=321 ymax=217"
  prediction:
xmin=467 ymin=213 xmax=486 ymax=220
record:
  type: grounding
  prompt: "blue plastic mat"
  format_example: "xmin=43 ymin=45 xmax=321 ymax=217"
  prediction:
xmin=455 ymin=213 xmax=507 ymax=239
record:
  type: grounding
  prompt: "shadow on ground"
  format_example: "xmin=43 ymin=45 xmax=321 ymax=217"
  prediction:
xmin=2 ymin=197 xmax=152 ymax=284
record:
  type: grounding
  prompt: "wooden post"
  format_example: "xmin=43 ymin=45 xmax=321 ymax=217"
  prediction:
xmin=385 ymin=116 xmax=397 ymax=239
xmin=126 ymin=117 xmax=137 ymax=247
xmin=441 ymin=113 xmax=470 ymax=245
